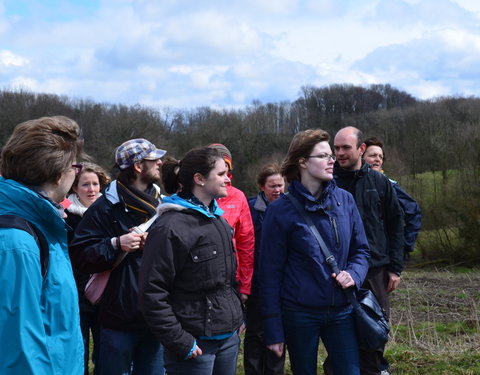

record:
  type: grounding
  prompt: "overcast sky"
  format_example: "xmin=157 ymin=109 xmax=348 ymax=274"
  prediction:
xmin=1 ymin=0 xmax=480 ymax=109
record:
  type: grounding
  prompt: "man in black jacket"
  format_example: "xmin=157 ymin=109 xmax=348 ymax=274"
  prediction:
xmin=70 ymin=138 xmax=166 ymax=375
xmin=329 ymin=126 xmax=404 ymax=375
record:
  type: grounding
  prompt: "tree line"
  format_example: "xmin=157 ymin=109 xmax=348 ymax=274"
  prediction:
xmin=0 ymin=84 xmax=478 ymax=264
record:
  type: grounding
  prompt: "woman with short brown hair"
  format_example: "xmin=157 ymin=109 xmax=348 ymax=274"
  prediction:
xmin=0 ymin=116 xmax=85 ymax=375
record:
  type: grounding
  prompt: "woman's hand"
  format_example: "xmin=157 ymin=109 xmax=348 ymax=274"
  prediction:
xmin=267 ymin=343 xmax=284 ymax=358
xmin=187 ymin=345 xmax=203 ymax=359
xmin=332 ymin=270 xmax=356 ymax=289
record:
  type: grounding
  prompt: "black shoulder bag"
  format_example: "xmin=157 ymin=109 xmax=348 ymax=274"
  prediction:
xmin=286 ymin=193 xmax=390 ymax=351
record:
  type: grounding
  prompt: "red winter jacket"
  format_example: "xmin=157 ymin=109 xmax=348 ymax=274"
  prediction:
xmin=217 ymin=183 xmax=255 ymax=295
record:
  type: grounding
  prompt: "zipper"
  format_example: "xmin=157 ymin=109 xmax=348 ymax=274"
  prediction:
xmin=330 ymin=216 xmax=339 ymax=248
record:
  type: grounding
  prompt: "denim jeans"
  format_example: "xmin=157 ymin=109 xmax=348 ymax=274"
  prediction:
xmin=96 ymin=326 xmax=165 ymax=375
xmin=163 ymin=333 xmax=240 ymax=375
xmin=283 ymin=307 xmax=360 ymax=375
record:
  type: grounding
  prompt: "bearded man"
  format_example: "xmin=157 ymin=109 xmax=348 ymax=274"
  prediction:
xmin=70 ymin=139 xmax=167 ymax=375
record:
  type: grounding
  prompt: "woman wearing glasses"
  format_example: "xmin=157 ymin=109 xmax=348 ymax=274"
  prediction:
xmin=0 ymin=116 xmax=85 ymax=375
xmin=259 ymin=129 xmax=370 ymax=375
xmin=66 ymin=162 xmax=111 ymax=375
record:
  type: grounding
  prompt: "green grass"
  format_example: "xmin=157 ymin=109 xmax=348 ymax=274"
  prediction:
xmin=87 ymin=269 xmax=480 ymax=374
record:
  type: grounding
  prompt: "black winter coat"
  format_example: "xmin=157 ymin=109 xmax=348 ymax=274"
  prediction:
xmin=139 ymin=202 xmax=244 ymax=359
xmin=66 ymin=211 xmax=97 ymax=314
xmin=70 ymin=181 xmax=155 ymax=331
xmin=334 ymin=161 xmax=405 ymax=274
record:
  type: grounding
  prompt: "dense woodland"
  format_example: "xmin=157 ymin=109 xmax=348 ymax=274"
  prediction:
xmin=0 ymin=84 xmax=479 ymax=264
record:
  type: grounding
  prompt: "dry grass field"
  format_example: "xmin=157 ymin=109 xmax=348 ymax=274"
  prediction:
xmin=88 ymin=269 xmax=480 ymax=374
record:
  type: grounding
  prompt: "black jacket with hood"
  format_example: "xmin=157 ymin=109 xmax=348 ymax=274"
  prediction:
xmin=333 ymin=161 xmax=405 ymax=275
xmin=69 ymin=180 xmax=159 ymax=331
xmin=138 ymin=195 xmax=244 ymax=359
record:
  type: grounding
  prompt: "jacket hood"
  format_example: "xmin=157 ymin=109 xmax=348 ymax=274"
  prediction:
xmin=104 ymin=180 xmax=121 ymax=204
xmin=0 ymin=177 xmax=66 ymax=240
xmin=161 ymin=194 xmax=223 ymax=218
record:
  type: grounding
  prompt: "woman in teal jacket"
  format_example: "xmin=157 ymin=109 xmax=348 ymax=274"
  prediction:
xmin=0 ymin=116 xmax=85 ymax=375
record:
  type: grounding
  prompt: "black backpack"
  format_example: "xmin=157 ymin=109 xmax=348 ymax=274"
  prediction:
xmin=0 ymin=215 xmax=49 ymax=278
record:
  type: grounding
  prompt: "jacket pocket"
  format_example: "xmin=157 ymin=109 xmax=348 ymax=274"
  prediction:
xmin=188 ymin=243 xmax=223 ymax=290
xmin=190 ymin=243 xmax=218 ymax=263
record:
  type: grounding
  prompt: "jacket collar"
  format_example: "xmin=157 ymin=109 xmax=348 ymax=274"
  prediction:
xmin=289 ymin=179 xmax=335 ymax=212
xmin=333 ymin=159 xmax=370 ymax=179
xmin=0 ymin=177 xmax=66 ymax=240
xmin=252 ymin=192 xmax=269 ymax=213
xmin=104 ymin=180 xmax=161 ymax=206
xmin=162 ymin=193 xmax=223 ymax=218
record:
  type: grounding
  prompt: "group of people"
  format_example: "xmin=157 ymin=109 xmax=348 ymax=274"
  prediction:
xmin=0 ymin=115 xmax=421 ymax=375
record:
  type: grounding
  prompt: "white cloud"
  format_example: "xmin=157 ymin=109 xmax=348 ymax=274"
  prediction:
xmin=1 ymin=0 xmax=480 ymax=107
xmin=0 ymin=50 xmax=29 ymax=67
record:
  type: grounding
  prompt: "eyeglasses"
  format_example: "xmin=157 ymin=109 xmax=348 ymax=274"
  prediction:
xmin=305 ymin=153 xmax=336 ymax=161
xmin=72 ymin=164 xmax=83 ymax=175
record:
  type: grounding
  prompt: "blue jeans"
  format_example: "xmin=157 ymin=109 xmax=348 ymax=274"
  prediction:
xmin=164 ymin=333 xmax=240 ymax=375
xmin=283 ymin=307 xmax=359 ymax=375
xmin=96 ymin=326 xmax=165 ymax=375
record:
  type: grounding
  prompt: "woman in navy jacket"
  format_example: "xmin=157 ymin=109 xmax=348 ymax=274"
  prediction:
xmin=259 ymin=129 xmax=370 ymax=375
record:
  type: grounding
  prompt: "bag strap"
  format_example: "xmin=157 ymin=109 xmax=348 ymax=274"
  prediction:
xmin=286 ymin=194 xmax=340 ymax=273
xmin=285 ymin=193 xmax=357 ymax=306
xmin=0 ymin=215 xmax=49 ymax=278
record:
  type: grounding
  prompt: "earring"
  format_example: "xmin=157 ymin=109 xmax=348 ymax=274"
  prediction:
xmin=200 ymin=183 xmax=205 ymax=186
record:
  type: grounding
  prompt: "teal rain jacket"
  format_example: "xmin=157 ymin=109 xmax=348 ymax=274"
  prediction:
xmin=0 ymin=177 xmax=83 ymax=375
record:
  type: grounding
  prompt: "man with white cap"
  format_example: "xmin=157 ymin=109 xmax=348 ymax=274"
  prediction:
xmin=70 ymin=138 xmax=166 ymax=375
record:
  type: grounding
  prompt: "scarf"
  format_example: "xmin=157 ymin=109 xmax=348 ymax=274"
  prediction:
xmin=117 ymin=180 xmax=160 ymax=221
xmin=66 ymin=193 xmax=88 ymax=217
xmin=66 ymin=192 xmax=103 ymax=217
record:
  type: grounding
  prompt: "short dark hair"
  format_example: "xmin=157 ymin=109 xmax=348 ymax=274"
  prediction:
xmin=281 ymin=129 xmax=330 ymax=183
xmin=353 ymin=128 xmax=365 ymax=148
xmin=162 ymin=147 xmax=223 ymax=194
xmin=116 ymin=165 xmax=137 ymax=185
xmin=364 ymin=136 xmax=386 ymax=163
xmin=1 ymin=116 xmax=85 ymax=185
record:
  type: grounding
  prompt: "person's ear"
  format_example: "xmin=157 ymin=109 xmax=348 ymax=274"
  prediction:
xmin=359 ymin=143 xmax=367 ymax=156
xmin=133 ymin=161 xmax=143 ymax=174
xmin=299 ymin=157 xmax=307 ymax=169
xmin=53 ymin=172 xmax=63 ymax=187
xmin=193 ymin=172 xmax=205 ymax=187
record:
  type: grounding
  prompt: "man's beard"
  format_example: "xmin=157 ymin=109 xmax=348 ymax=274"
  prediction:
xmin=139 ymin=169 xmax=160 ymax=185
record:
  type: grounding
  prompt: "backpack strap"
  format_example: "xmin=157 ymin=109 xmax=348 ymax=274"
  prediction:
xmin=0 ymin=215 xmax=49 ymax=278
